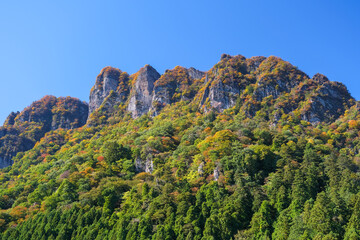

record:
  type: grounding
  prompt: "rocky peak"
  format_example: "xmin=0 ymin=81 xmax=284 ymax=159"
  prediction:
xmin=198 ymin=54 xmax=355 ymax=125
xmin=86 ymin=54 xmax=355 ymax=126
xmin=220 ymin=53 xmax=232 ymax=60
xmin=89 ymin=64 xmax=205 ymax=119
xmin=127 ymin=65 xmax=160 ymax=118
xmin=15 ymin=96 xmax=88 ymax=130
xmin=50 ymin=96 xmax=89 ymax=130
xmin=187 ymin=67 xmax=205 ymax=80
xmin=300 ymin=79 xmax=354 ymax=123
xmin=312 ymin=73 xmax=329 ymax=84
xmin=252 ymin=57 xmax=309 ymax=101
xmin=89 ymin=67 xmax=130 ymax=115
xmin=151 ymin=66 xmax=201 ymax=115
xmin=4 ymin=111 xmax=19 ymax=126
xmin=246 ymin=56 xmax=267 ymax=73
xmin=200 ymin=54 xmax=254 ymax=112
xmin=0 ymin=96 xmax=88 ymax=168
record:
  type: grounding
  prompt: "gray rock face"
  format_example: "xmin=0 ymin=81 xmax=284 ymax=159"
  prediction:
xmin=203 ymin=78 xmax=241 ymax=111
xmin=50 ymin=98 xmax=89 ymax=130
xmin=252 ymin=57 xmax=308 ymax=101
xmin=127 ymin=65 xmax=160 ymax=118
xmin=198 ymin=54 xmax=354 ymax=124
xmin=0 ymin=54 xmax=355 ymax=170
xmin=0 ymin=134 xmax=34 ymax=168
xmin=145 ymin=154 xmax=154 ymax=174
xmin=86 ymin=55 xmax=355 ymax=127
xmin=201 ymin=55 xmax=254 ymax=112
xmin=135 ymin=156 xmax=145 ymax=173
xmin=151 ymin=66 xmax=203 ymax=115
xmin=151 ymin=84 xmax=175 ymax=115
xmin=198 ymin=162 xmax=204 ymax=177
xmin=246 ymin=56 xmax=267 ymax=73
xmin=89 ymin=67 xmax=129 ymax=116
xmin=187 ymin=67 xmax=205 ymax=80
xmin=253 ymin=75 xmax=300 ymax=101
xmin=89 ymin=65 xmax=205 ymax=119
xmin=214 ymin=165 xmax=220 ymax=181
xmin=134 ymin=153 xmax=154 ymax=173
xmin=88 ymin=90 xmax=123 ymax=124
xmin=301 ymin=80 xmax=353 ymax=123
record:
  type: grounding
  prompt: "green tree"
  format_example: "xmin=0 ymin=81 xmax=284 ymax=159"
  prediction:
xmin=344 ymin=195 xmax=360 ymax=239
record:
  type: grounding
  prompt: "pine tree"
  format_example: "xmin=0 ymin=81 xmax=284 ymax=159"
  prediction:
xmin=344 ymin=195 xmax=360 ymax=239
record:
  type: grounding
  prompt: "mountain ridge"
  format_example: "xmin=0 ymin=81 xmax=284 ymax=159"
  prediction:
xmin=87 ymin=54 xmax=355 ymax=125
xmin=0 ymin=54 xmax=356 ymax=168
xmin=0 ymin=96 xmax=88 ymax=168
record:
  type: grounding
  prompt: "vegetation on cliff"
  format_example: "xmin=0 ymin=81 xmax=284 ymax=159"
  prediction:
xmin=0 ymin=55 xmax=359 ymax=239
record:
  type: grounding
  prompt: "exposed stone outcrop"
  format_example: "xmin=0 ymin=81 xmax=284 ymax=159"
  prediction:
xmin=202 ymin=77 xmax=241 ymax=111
xmin=199 ymin=54 xmax=354 ymax=124
xmin=151 ymin=66 xmax=204 ymax=115
xmin=0 ymin=53 xmax=355 ymax=170
xmin=89 ymin=64 xmax=205 ymax=119
xmin=245 ymin=56 xmax=267 ymax=73
xmin=201 ymin=55 xmax=255 ymax=112
xmin=89 ymin=67 xmax=130 ymax=116
xmin=145 ymin=154 xmax=154 ymax=174
xmin=187 ymin=67 xmax=205 ymax=80
xmin=300 ymin=77 xmax=354 ymax=123
xmin=86 ymin=55 xmax=354 ymax=126
xmin=252 ymin=56 xmax=309 ymax=101
xmin=127 ymin=65 xmax=160 ymax=118
xmin=0 ymin=132 xmax=34 ymax=167
xmin=135 ymin=156 xmax=145 ymax=173
xmin=134 ymin=154 xmax=154 ymax=174
xmin=198 ymin=162 xmax=205 ymax=177
xmin=13 ymin=96 xmax=88 ymax=131
xmin=214 ymin=165 xmax=220 ymax=181
xmin=51 ymin=97 xmax=88 ymax=130
xmin=14 ymin=96 xmax=88 ymax=131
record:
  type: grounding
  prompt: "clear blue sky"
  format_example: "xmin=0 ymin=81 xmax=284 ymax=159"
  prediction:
xmin=0 ymin=0 xmax=359 ymax=124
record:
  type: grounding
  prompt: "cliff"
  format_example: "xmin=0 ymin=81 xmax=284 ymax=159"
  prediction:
xmin=127 ymin=65 xmax=160 ymax=118
xmin=88 ymin=54 xmax=354 ymax=126
xmin=1 ymin=54 xmax=355 ymax=168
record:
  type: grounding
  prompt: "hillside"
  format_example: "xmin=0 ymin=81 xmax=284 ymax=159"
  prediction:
xmin=0 ymin=96 xmax=88 ymax=168
xmin=0 ymin=54 xmax=359 ymax=239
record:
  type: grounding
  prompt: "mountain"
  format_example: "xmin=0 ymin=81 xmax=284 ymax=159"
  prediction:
xmin=0 ymin=96 xmax=88 ymax=168
xmin=88 ymin=54 xmax=354 ymax=125
xmin=0 ymin=54 xmax=359 ymax=240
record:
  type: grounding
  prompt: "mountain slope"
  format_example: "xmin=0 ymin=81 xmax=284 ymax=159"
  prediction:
xmin=0 ymin=54 xmax=359 ymax=240
xmin=0 ymin=96 xmax=88 ymax=168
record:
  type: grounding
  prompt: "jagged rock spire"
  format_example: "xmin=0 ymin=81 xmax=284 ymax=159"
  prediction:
xmin=127 ymin=65 xmax=160 ymax=118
